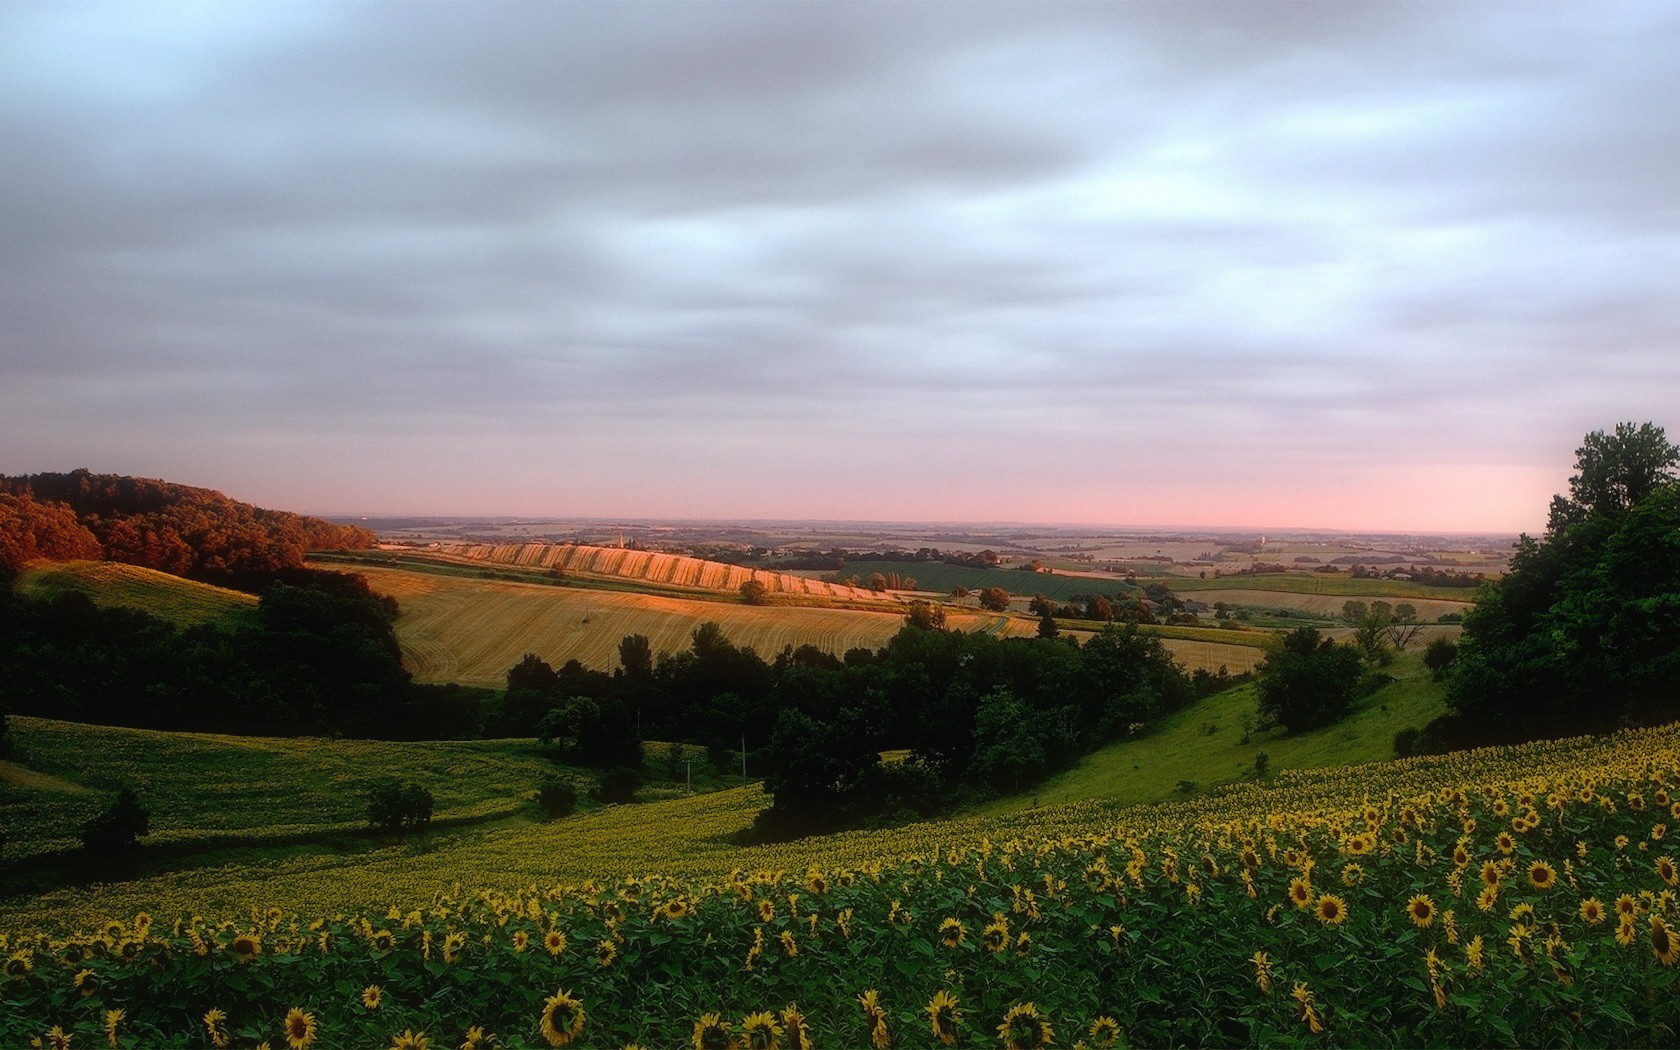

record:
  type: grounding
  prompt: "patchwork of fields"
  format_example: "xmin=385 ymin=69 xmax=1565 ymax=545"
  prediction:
xmin=352 ymin=565 xmax=1039 ymax=685
xmin=1187 ymin=587 xmax=1474 ymax=622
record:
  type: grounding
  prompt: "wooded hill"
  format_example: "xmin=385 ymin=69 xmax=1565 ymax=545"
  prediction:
xmin=0 ymin=470 xmax=374 ymax=584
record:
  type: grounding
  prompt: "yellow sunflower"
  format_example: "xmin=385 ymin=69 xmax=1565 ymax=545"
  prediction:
xmin=391 ymin=1030 xmax=429 ymax=1050
xmin=204 ymin=1008 xmax=231 ymax=1049
xmin=983 ymin=917 xmax=1010 ymax=953
xmin=1291 ymin=983 xmax=1323 ymax=1035
xmin=1657 ymin=855 xmax=1678 ymax=887
xmin=461 ymin=1026 xmax=489 ymax=1050
xmin=781 ymin=1006 xmax=813 ymax=1050
xmin=692 ymin=1014 xmax=732 ymax=1050
xmin=44 ymin=1027 xmax=73 ymax=1050
xmin=538 ymin=989 xmax=585 ymax=1048
xmin=74 ymin=968 xmax=98 ymax=996
xmin=1316 ymin=893 xmax=1349 ymax=925
xmin=104 ymin=1008 xmax=124 ymax=1050
xmin=741 ymin=1011 xmax=784 ymax=1050
xmin=1407 ymin=894 xmax=1436 ymax=929
xmin=996 ymin=1003 xmax=1054 ymax=1050
xmin=1652 ymin=915 xmax=1680 ymax=966
xmin=283 ymin=1008 xmax=317 ymax=1050
xmin=939 ymin=918 xmax=966 ymax=949
xmin=1579 ymin=898 xmax=1606 ymax=925
xmin=1527 ymin=861 xmax=1557 ymax=891
xmin=230 ymin=933 xmax=261 ymax=962
xmin=596 ymin=939 xmax=617 ymax=967
xmin=1252 ymin=950 xmax=1273 ymax=994
xmin=362 ymin=985 xmax=383 ymax=1010
xmin=1289 ymin=877 xmax=1313 ymax=909
xmin=926 ymin=990 xmax=962 ymax=1046
xmin=543 ymin=930 xmax=567 ymax=957
xmin=1088 ymin=1016 xmax=1122 ymax=1049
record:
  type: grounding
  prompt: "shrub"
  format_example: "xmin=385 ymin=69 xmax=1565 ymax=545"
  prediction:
xmin=1423 ymin=637 xmax=1458 ymax=680
xmin=81 ymin=785 xmax=150 ymax=855
xmin=594 ymin=766 xmax=643 ymax=805
xmin=367 ymin=781 xmax=434 ymax=839
xmin=1256 ymin=627 xmax=1364 ymax=734
xmin=536 ymin=776 xmax=579 ymax=819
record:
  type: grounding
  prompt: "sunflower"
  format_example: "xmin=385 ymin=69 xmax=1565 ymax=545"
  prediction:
xmin=1465 ymin=935 xmax=1485 ymax=972
xmin=1496 ymin=831 xmax=1516 ymax=854
xmin=104 ymin=1008 xmax=124 ymax=1050
xmin=805 ymin=871 xmax=829 ymax=895
xmin=1479 ymin=860 xmax=1502 ymax=887
xmin=391 ymin=1031 xmax=429 ymax=1050
xmin=1658 ymin=855 xmax=1678 ymax=887
xmin=1288 ymin=877 xmax=1313 ymax=909
xmin=461 ymin=1027 xmax=488 ymax=1050
xmin=1508 ymin=925 xmax=1536 ymax=964
xmin=1407 ymin=894 xmax=1436 ymax=929
xmin=1252 ymin=950 xmax=1273 ymax=994
xmin=538 ymin=989 xmax=585 ymax=1048
xmin=781 ymin=1006 xmax=813 ymax=1050
xmin=1527 ymin=861 xmax=1557 ymax=891
xmin=442 ymin=932 xmax=467 ymax=964
xmin=996 ymin=1003 xmax=1053 ymax=1050
xmin=204 ymin=1009 xmax=232 ymax=1050
xmin=1452 ymin=844 xmax=1472 ymax=868
xmin=511 ymin=930 xmax=529 ymax=953
xmin=44 ymin=1027 xmax=73 ymax=1050
xmin=6 ymin=949 xmax=35 ymax=980
xmin=362 ymin=985 xmax=383 ymax=1010
xmin=370 ymin=930 xmax=396 ymax=954
xmin=1290 ymin=983 xmax=1323 ymax=1035
xmin=1652 ymin=915 xmax=1680 ymax=966
xmin=758 ymin=899 xmax=776 ymax=923
xmin=982 ymin=917 xmax=1010 ymax=953
xmin=1579 ymin=898 xmax=1606 ymax=925
xmin=1616 ymin=893 xmax=1640 ymax=918
xmin=741 ymin=1012 xmax=784 ymax=1050
xmin=858 ymin=989 xmax=885 ymax=1027
xmin=780 ymin=930 xmax=798 ymax=957
xmin=1088 ymin=1016 xmax=1122 ymax=1049
xmin=692 ymin=1014 xmax=732 ymax=1050
xmin=927 ymin=990 xmax=962 ymax=1046
xmin=544 ymin=930 xmax=568 ymax=957
xmin=1316 ymin=894 xmax=1348 ymax=925
xmin=939 ymin=918 xmax=966 ymax=949
xmin=596 ymin=938 xmax=617 ymax=967
xmin=284 ymin=1008 xmax=317 ymax=1050
xmin=1341 ymin=863 xmax=1365 ymax=886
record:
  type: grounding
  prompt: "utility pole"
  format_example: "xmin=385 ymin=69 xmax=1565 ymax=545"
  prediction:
xmin=685 ymin=757 xmax=693 ymax=796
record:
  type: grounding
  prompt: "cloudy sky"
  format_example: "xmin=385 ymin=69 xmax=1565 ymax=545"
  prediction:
xmin=3 ymin=1 xmax=1677 ymax=532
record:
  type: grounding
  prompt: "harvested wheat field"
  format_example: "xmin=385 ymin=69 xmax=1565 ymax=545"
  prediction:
xmin=1186 ymin=587 xmax=1473 ymax=621
xmin=348 ymin=565 xmax=1029 ymax=686
xmin=419 ymin=541 xmax=875 ymax=600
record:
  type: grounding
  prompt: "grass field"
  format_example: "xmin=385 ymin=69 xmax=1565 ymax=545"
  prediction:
xmin=976 ymin=651 xmax=1448 ymax=814
xmin=1157 ymin=572 xmax=1485 ymax=601
xmin=0 ymin=717 xmax=566 ymax=863
xmin=427 ymin=541 xmax=876 ymax=600
xmin=1186 ymin=587 xmax=1474 ymax=622
xmin=350 ymin=564 xmax=1039 ymax=686
xmin=12 ymin=560 xmax=256 ymax=628
xmin=821 ymin=559 xmax=1122 ymax=602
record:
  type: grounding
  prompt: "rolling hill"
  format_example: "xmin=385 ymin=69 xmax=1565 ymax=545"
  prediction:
xmin=12 ymin=560 xmax=256 ymax=628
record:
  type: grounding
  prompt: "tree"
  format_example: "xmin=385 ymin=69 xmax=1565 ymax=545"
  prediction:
xmin=1387 ymin=603 xmax=1423 ymax=651
xmin=536 ymin=775 xmax=579 ymax=819
xmin=1256 ymin=627 xmax=1365 ymax=733
xmin=1350 ymin=602 xmax=1393 ymax=664
xmin=1442 ymin=422 xmax=1680 ymax=743
xmin=1547 ymin=421 xmax=1680 ymax=531
xmin=739 ymin=579 xmax=769 ymax=605
xmin=977 ymin=587 xmax=1011 ymax=612
xmin=1036 ymin=611 xmax=1059 ymax=639
xmin=617 ymin=634 xmax=653 ymax=679
xmin=82 ymin=786 xmax=150 ymax=855
xmin=904 ymin=601 xmax=946 ymax=631
xmin=1423 ymin=637 xmax=1457 ymax=681
xmin=367 ymin=781 xmax=434 ymax=840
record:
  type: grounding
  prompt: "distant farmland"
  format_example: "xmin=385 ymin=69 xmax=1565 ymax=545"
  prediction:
xmin=421 ymin=541 xmax=875 ymax=600
xmin=348 ymin=565 xmax=1037 ymax=687
xmin=819 ymin=559 xmax=1132 ymax=601
xmin=1186 ymin=588 xmax=1474 ymax=622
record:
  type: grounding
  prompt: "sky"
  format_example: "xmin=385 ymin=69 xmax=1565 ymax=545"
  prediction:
xmin=3 ymin=1 xmax=1678 ymax=533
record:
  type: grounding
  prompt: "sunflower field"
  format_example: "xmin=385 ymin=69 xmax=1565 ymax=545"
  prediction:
xmin=5 ymin=723 xmax=1680 ymax=1048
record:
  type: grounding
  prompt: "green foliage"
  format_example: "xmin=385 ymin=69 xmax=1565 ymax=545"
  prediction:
xmin=1256 ymin=627 xmax=1364 ymax=734
xmin=902 ymin=601 xmax=945 ymax=631
xmin=1423 ymin=637 xmax=1457 ymax=680
xmin=976 ymin=587 xmax=1011 ymax=612
xmin=365 ymin=781 xmax=433 ymax=839
xmin=80 ymin=785 xmax=149 ymax=855
xmin=536 ymin=776 xmax=579 ymax=819
xmin=1446 ymin=422 xmax=1680 ymax=743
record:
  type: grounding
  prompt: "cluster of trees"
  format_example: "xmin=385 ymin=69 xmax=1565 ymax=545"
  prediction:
xmin=0 ymin=567 xmax=479 ymax=738
xmin=1339 ymin=601 xmax=1425 ymax=662
xmin=0 ymin=470 xmax=375 ymax=584
xmin=1425 ymin=422 xmax=1680 ymax=747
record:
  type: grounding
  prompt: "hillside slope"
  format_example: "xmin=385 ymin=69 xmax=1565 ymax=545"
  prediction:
xmin=977 ymin=651 xmax=1448 ymax=814
xmin=13 ymin=560 xmax=257 ymax=628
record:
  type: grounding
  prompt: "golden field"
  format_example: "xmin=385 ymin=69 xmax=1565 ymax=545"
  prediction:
xmin=351 ymin=565 xmax=1040 ymax=686
xmin=13 ymin=560 xmax=255 ymax=628
xmin=420 ymin=541 xmax=875 ymax=600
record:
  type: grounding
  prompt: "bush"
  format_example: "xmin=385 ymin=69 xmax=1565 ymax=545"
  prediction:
xmin=1256 ymin=628 xmax=1364 ymax=734
xmin=367 ymin=781 xmax=434 ymax=839
xmin=1393 ymin=727 xmax=1422 ymax=758
xmin=1423 ymin=637 xmax=1458 ymax=680
xmin=82 ymin=785 xmax=150 ymax=855
xmin=594 ymin=766 xmax=643 ymax=805
xmin=536 ymin=776 xmax=579 ymax=819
